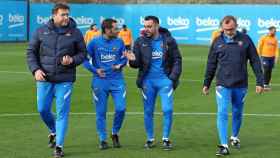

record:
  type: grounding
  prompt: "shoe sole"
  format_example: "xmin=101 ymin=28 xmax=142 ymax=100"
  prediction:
xmin=230 ymin=140 xmax=240 ymax=149
xmin=113 ymin=145 xmax=121 ymax=148
xmin=216 ymin=153 xmax=230 ymax=156
xmin=144 ymin=146 xmax=155 ymax=149
xmin=53 ymin=153 xmax=64 ymax=158
xmin=48 ymin=143 xmax=56 ymax=148
xmin=231 ymin=145 xmax=240 ymax=149
xmin=163 ymin=147 xmax=172 ymax=151
xmin=99 ymin=147 xmax=109 ymax=150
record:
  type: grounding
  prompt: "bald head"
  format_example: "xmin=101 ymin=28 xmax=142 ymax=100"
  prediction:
xmin=221 ymin=16 xmax=238 ymax=37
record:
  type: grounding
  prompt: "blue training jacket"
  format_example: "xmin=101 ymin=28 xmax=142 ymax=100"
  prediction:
xmin=83 ymin=35 xmax=127 ymax=79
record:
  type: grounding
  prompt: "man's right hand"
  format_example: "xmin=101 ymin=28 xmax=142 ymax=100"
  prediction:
xmin=34 ymin=69 xmax=46 ymax=81
xmin=97 ymin=69 xmax=105 ymax=78
xmin=124 ymin=50 xmax=136 ymax=61
xmin=202 ymin=86 xmax=210 ymax=95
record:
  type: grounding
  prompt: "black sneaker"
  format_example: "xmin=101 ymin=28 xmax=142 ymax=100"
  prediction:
xmin=162 ymin=140 xmax=172 ymax=150
xmin=111 ymin=134 xmax=121 ymax=148
xmin=53 ymin=146 xmax=64 ymax=158
xmin=230 ymin=137 xmax=241 ymax=149
xmin=216 ymin=145 xmax=230 ymax=156
xmin=99 ymin=141 xmax=109 ymax=150
xmin=48 ymin=134 xmax=56 ymax=148
xmin=144 ymin=140 xmax=156 ymax=149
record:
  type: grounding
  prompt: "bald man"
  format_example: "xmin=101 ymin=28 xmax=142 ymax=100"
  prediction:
xmin=202 ymin=15 xmax=264 ymax=156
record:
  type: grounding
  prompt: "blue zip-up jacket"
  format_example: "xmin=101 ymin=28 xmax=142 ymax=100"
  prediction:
xmin=129 ymin=27 xmax=182 ymax=89
xmin=26 ymin=18 xmax=86 ymax=83
xmin=83 ymin=35 xmax=127 ymax=79
xmin=203 ymin=31 xmax=264 ymax=88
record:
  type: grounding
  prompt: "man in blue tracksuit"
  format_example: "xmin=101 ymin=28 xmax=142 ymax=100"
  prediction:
xmin=202 ymin=15 xmax=264 ymax=156
xmin=125 ymin=16 xmax=182 ymax=150
xmin=26 ymin=3 xmax=86 ymax=158
xmin=83 ymin=18 xmax=127 ymax=150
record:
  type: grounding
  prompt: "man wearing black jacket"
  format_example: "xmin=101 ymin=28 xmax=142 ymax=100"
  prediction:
xmin=125 ymin=16 xmax=182 ymax=150
xmin=26 ymin=3 xmax=86 ymax=158
xmin=202 ymin=15 xmax=263 ymax=156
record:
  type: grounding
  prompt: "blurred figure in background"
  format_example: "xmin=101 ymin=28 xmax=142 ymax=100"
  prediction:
xmin=118 ymin=24 xmax=133 ymax=50
xmin=84 ymin=23 xmax=100 ymax=45
xmin=211 ymin=28 xmax=222 ymax=43
xmin=258 ymin=26 xmax=279 ymax=91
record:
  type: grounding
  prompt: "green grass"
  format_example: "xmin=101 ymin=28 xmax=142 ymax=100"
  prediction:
xmin=0 ymin=43 xmax=280 ymax=158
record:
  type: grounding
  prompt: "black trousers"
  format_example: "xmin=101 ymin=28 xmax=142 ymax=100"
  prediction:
xmin=261 ymin=56 xmax=275 ymax=85
xmin=263 ymin=66 xmax=272 ymax=85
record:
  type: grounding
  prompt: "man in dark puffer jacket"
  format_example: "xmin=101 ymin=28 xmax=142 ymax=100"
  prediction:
xmin=26 ymin=3 xmax=86 ymax=158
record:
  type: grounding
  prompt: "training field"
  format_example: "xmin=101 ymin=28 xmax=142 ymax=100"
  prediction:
xmin=0 ymin=43 xmax=279 ymax=158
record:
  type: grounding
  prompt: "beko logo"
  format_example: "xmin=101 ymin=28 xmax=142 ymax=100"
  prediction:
xmin=8 ymin=13 xmax=24 ymax=28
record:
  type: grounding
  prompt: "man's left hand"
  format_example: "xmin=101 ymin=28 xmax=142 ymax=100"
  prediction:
xmin=61 ymin=55 xmax=73 ymax=65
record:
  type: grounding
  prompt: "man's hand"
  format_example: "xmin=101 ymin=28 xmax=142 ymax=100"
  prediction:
xmin=112 ymin=64 xmax=121 ymax=71
xmin=61 ymin=55 xmax=73 ymax=65
xmin=124 ymin=50 xmax=135 ymax=61
xmin=96 ymin=69 xmax=105 ymax=78
xmin=34 ymin=69 xmax=46 ymax=81
xmin=202 ymin=86 xmax=210 ymax=95
xmin=275 ymin=57 xmax=278 ymax=64
xmin=256 ymin=86 xmax=264 ymax=94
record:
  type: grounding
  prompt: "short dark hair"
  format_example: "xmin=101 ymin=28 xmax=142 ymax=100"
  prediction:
xmin=144 ymin=15 xmax=159 ymax=24
xmin=221 ymin=15 xmax=237 ymax=26
xmin=90 ymin=24 xmax=96 ymax=30
xmin=122 ymin=24 xmax=127 ymax=29
xmin=268 ymin=26 xmax=276 ymax=31
xmin=101 ymin=18 xmax=117 ymax=34
xmin=52 ymin=3 xmax=70 ymax=14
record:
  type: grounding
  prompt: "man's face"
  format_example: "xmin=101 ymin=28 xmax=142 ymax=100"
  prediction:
xmin=53 ymin=9 xmax=69 ymax=27
xmin=222 ymin=20 xmax=237 ymax=37
xmin=105 ymin=22 xmax=119 ymax=38
xmin=92 ymin=25 xmax=97 ymax=31
xmin=268 ymin=28 xmax=276 ymax=36
xmin=144 ymin=20 xmax=158 ymax=37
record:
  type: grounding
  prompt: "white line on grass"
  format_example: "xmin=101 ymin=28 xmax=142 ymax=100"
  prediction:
xmin=1 ymin=70 xmax=280 ymax=86
xmin=1 ymin=112 xmax=280 ymax=117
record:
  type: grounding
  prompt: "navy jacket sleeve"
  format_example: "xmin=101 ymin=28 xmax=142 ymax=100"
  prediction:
xmin=168 ymin=38 xmax=182 ymax=81
xmin=71 ymin=30 xmax=86 ymax=66
xmin=246 ymin=35 xmax=264 ymax=87
xmin=115 ymin=40 xmax=128 ymax=68
xmin=203 ymin=42 xmax=218 ymax=88
xmin=129 ymin=38 xmax=141 ymax=68
xmin=26 ymin=29 xmax=41 ymax=74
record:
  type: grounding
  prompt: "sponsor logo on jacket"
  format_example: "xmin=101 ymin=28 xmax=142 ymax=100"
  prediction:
xmin=152 ymin=51 xmax=163 ymax=59
xmin=101 ymin=54 xmax=116 ymax=63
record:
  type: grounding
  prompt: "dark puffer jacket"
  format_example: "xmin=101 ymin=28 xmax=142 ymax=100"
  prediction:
xmin=129 ymin=27 xmax=182 ymax=89
xmin=27 ymin=18 xmax=86 ymax=82
xmin=204 ymin=31 xmax=263 ymax=88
